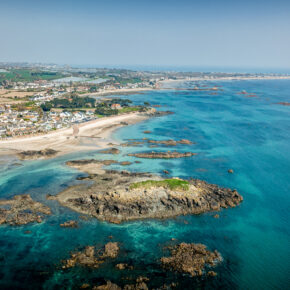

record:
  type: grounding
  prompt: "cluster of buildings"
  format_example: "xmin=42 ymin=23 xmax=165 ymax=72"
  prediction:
xmin=0 ymin=105 xmax=96 ymax=138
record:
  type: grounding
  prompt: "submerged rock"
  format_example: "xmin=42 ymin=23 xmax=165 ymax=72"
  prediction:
xmin=53 ymin=169 xmax=243 ymax=224
xmin=98 ymin=148 xmax=120 ymax=155
xmin=277 ymin=102 xmax=290 ymax=106
xmin=17 ymin=148 xmax=58 ymax=160
xmin=62 ymin=242 xmax=120 ymax=269
xmin=0 ymin=194 xmax=51 ymax=226
xmin=93 ymin=281 xmax=121 ymax=290
xmin=60 ymin=220 xmax=78 ymax=228
xmin=128 ymin=151 xmax=197 ymax=159
xmin=160 ymin=242 xmax=222 ymax=277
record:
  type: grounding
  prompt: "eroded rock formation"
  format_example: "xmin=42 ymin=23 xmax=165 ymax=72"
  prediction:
xmin=17 ymin=148 xmax=58 ymax=160
xmin=62 ymin=242 xmax=119 ymax=269
xmin=51 ymin=169 xmax=243 ymax=224
xmin=161 ymin=242 xmax=222 ymax=277
xmin=0 ymin=194 xmax=51 ymax=225
xmin=128 ymin=151 xmax=197 ymax=159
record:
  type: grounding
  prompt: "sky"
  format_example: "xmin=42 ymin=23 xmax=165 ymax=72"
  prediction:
xmin=0 ymin=0 xmax=290 ymax=70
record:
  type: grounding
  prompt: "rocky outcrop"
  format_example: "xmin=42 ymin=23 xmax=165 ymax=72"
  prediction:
xmin=65 ymin=159 xmax=133 ymax=175
xmin=93 ymin=281 xmax=121 ymax=290
xmin=128 ymin=151 xmax=197 ymax=159
xmin=93 ymin=279 xmax=148 ymax=290
xmin=60 ymin=220 xmax=78 ymax=228
xmin=0 ymin=194 xmax=51 ymax=226
xmin=52 ymin=170 xmax=243 ymax=224
xmin=160 ymin=243 xmax=222 ymax=277
xmin=146 ymin=110 xmax=174 ymax=117
xmin=98 ymin=148 xmax=120 ymax=155
xmin=17 ymin=148 xmax=58 ymax=160
xmin=277 ymin=102 xmax=290 ymax=106
xmin=121 ymin=139 xmax=194 ymax=147
xmin=62 ymin=242 xmax=119 ymax=269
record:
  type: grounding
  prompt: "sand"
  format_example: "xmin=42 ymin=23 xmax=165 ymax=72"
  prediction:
xmin=0 ymin=112 xmax=149 ymax=157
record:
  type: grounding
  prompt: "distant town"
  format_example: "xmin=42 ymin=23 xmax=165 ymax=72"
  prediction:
xmin=0 ymin=62 xmax=289 ymax=139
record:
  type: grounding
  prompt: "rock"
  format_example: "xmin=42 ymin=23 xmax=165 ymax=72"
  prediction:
xmin=177 ymin=139 xmax=193 ymax=145
xmin=80 ymin=284 xmax=90 ymax=289
xmin=214 ymin=214 xmax=219 ymax=219
xmin=228 ymin=169 xmax=234 ymax=174
xmin=62 ymin=242 xmax=119 ymax=269
xmin=115 ymin=263 xmax=133 ymax=270
xmin=161 ymin=242 xmax=222 ymax=277
xmin=207 ymin=271 xmax=217 ymax=276
xmin=163 ymin=170 xmax=170 ymax=174
xmin=103 ymin=242 xmax=119 ymax=258
xmin=146 ymin=139 xmax=193 ymax=146
xmin=60 ymin=220 xmax=78 ymax=228
xmin=0 ymin=194 xmax=51 ymax=226
xmin=277 ymin=102 xmax=290 ymax=106
xmin=121 ymin=141 xmax=145 ymax=147
xmin=53 ymin=170 xmax=243 ymax=224
xmin=128 ymin=151 xmax=197 ymax=159
xmin=98 ymin=148 xmax=120 ymax=155
xmin=17 ymin=149 xmax=58 ymax=160
xmin=120 ymin=161 xmax=132 ymax=166
xmin=93 ymin=281 xmax=121 ymax=290
xmin=145 ymin=110 xmax=174 ymax=117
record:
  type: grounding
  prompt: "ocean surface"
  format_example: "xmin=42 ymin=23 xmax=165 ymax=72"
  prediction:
xmin=0 ymin=80 xmax=289 ymax=289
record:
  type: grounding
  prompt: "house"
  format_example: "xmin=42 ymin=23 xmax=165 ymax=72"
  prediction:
xmin=111 ymin=104 xmax=122 ymax=110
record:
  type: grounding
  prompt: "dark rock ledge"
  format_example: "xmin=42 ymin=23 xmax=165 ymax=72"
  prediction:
xmin=50 ymin=168 xmax=243 ymax=224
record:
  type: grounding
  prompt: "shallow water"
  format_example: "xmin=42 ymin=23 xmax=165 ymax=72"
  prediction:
xmin=0 ymin=80 xmax=289 ymax=289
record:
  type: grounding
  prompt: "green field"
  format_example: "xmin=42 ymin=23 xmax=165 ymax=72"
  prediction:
xmin=129 ymin=179 xmax=190 ymax=191
xmin=0 ymin=69 xmax=64 ymax=82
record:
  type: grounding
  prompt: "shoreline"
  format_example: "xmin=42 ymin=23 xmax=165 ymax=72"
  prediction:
xmin=84 ymin=87 xmax=155 ymax=97
xmin=0 ymin=112 xmax=150 ymax=158
xmin=159 ymin=75 xmax=290 ymax=87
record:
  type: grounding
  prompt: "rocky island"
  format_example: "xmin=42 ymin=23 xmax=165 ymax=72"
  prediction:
xmin=49 ymin=163 xmax=243 ymax=224
xmin=62 ymin=242 xmax=119 ymax=269
xmin=127 ymin=151 xmax=197 ymax=159
xmin=0 ymin=194 xmax=51 ymax=225
xmin=161 ymin=242 xmax=222 ymax=277
xmin=17 ymin=148 xmax=58 ymax=160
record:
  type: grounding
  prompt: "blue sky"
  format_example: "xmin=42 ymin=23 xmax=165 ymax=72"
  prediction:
xmin=0 ymin=0 xmax=289 ymax=69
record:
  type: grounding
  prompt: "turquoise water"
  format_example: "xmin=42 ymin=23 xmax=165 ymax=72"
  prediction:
xmin=0 ymin=80 xmax=289 ymax=289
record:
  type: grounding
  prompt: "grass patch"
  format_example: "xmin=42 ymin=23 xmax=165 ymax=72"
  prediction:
xmin=118 ymin=107 xmax=140 ymax=113
xmin=129 ymin=179 xmax=190 ymax=191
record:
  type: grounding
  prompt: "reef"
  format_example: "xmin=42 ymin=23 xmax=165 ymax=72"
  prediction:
xmin=60 ymin=220 xmax=78 ymax=228
xmin=127 ymin=151 xmax=197 ymax=159
xmin=277 ymin=102 xmax=290 ymax=106
xmin=17 ymin=148 xmax=58 ymax=160
xmin=160 ymin=242 xmax=222 ymax=277
xmin=62 ymin=242 xmax=119 ymax=269
xmin=121 ymin=139 xmax=193 ymax=147
xmin=0 ymin=194 xmax=51 ymax=226
xmin=98 ymin=148 xmax=120 ymax=155
xmin=66 ymin=159 xmax=133 ymax=175
xmin=51 ymin=168 xmax=243 ymax=224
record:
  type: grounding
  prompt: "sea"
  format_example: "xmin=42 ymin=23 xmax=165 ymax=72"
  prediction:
xmin=0 ymin=79 xmax=289 ymax=289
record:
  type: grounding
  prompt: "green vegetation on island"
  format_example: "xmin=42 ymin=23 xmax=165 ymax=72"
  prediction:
xmin=129 ymin=179 xmax=190 ymax=191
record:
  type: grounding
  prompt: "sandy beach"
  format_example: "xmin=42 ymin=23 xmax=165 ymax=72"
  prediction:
xmin=0 ymin=112 xmax=149 ymax=157
xmin=84 ymin=87 xmax=155 ymax=97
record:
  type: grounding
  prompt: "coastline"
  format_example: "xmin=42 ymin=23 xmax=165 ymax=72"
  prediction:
xmin=84 ymin=87 xmax=155 ymax=97
xmin=0 ymin=112 xmax=150 ymax=158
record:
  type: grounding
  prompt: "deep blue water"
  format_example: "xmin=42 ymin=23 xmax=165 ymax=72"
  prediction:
xmin=0 ymin=80 xmax=289 ymax=289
